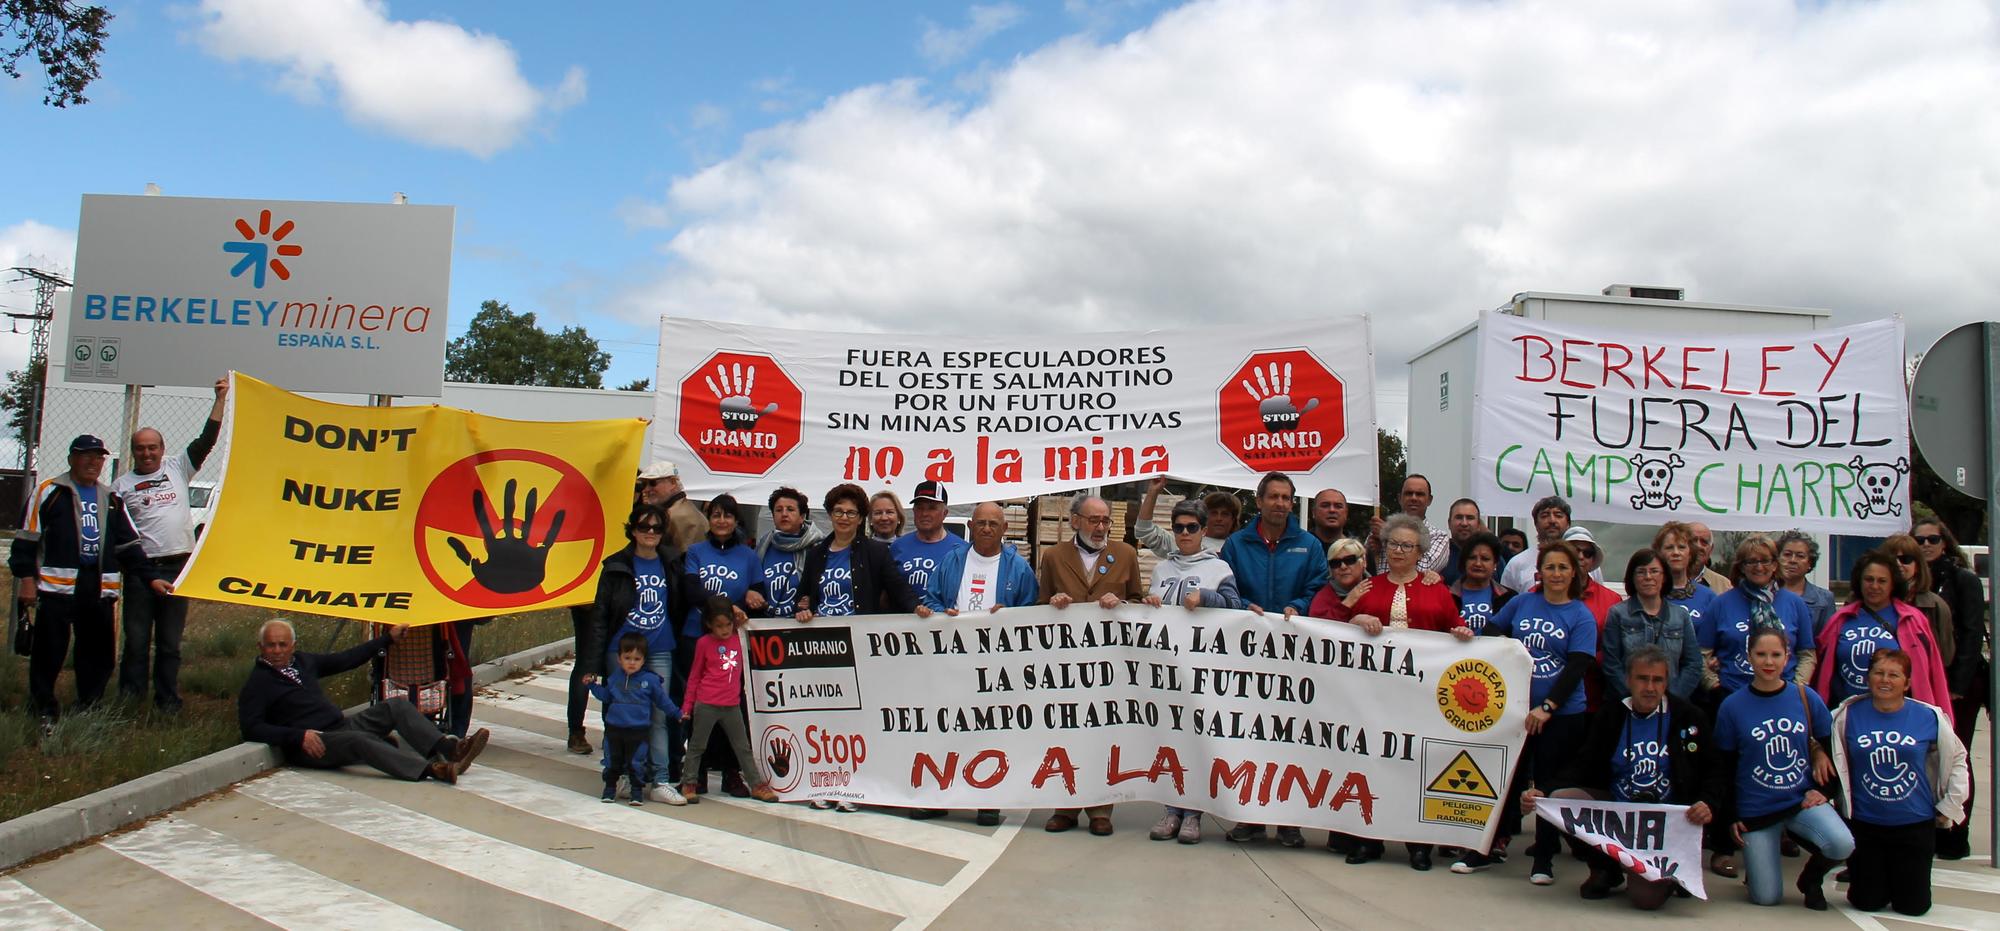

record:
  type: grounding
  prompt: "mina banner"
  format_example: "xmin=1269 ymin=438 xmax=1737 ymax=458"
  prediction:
xmin=1473 ymin=314 xmax=1909 ymax=533
xmin=177 ymin=372 xmax=645 ymax=625
xmin=743 ymin=606 xmax=1531 ymax=847
xmin=653 ymin=316 xmax=1379 ymax=502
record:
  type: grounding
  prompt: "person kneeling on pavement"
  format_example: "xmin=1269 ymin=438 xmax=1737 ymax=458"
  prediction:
xmin=1520 ymin=645 xmax=1724 ymax=909
xmin=238 ymin=619 xmax=489 ymax=783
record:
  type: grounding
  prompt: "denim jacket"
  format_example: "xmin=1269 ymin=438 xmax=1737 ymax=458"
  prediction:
xmin=1601 ymin=598 xmax=1703 ymax=699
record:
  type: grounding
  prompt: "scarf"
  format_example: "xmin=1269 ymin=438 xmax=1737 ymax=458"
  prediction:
xmin=1740 ymin=579 xmax=1782 ymax=631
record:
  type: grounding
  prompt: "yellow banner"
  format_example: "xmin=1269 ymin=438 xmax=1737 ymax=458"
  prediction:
xmin=179 ymin=373 xmax=645 ymax=625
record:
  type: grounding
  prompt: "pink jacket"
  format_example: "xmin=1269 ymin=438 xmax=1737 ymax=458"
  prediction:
xmin=683 ymin=632 xmax=747 ymax=709
xmin=1812 ymin=599 xmax=1954 ymax=724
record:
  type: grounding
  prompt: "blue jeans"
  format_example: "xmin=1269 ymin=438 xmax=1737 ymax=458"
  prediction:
xmin=1741 ymin=803 xmax=1854 ymax=905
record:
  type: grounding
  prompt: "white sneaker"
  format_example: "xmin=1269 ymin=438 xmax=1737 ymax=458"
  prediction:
xmin=647 ymin=783 xmax=688 ymax=806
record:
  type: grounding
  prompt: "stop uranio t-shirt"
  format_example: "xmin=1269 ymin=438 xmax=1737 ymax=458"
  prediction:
xmin=891 ymin=532 xmax=968 ymax=592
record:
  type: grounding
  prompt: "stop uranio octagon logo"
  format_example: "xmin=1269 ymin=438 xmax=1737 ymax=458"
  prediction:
xmin=677 ymin=350 xmax=806 ymax=475
xmin=1215 ymin=347 xmax=1348 ymax=473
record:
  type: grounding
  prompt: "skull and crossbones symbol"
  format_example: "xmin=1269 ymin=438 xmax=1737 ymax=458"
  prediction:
xmin=1849 ymin=456 xmax=1910 ymax=519
xmin=1628 ymin=453 xmax=1685 ymax=511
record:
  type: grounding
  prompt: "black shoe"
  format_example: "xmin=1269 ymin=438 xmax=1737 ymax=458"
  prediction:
xmin=1346 ymin=842 xmax=1382 ymax=865
xmin=909 ymin=808 xmax=948 ymax=820
xmin=721 ymin=770 xmax=750 ymax=798
xmin=975 ymin=809 xmax=1000 ymax=827
xmin=1579 ymin=869 xmax=1617 ymax=899
xmin=1276 ymin=827 xmax=1305 ymax=848
xmin=1326 ymin=832 xmax=1354 ymax=854
xmin=1409 ymin=848 xmax=1432 ymax=871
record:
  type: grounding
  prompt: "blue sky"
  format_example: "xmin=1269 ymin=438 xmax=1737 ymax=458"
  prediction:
xmin=2 ymin=0 xmax=1996 ymax=436
xmin=0 ymin=1 xmax=1158 ymax=389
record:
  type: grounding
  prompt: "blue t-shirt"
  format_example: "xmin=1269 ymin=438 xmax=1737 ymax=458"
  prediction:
xmin=1458 ymin=585 xmax=1498 ymax=634
xmin=816 ymin=548 xmax=858 ymax=617
xmin=77 ymin=485 xmax=101 ymax=560
xmin=1671 ymin=585 xmax=1719 ymax=643
xmin=616 ymin=555 xmax=675 ymax=657
xmin=1612 ymin=706 xmax=1674 ymax=803
xmin=1832 ymin=608 xmax=1901 ymax=702
xmin=1714 ymin=683 xmax=1833 ymax=818
xmin=1707 ymin=587 xmax=1812 ymax=693
xmin=1844 ymin=700 xmax=1940 ymax=827
xmin=762 ymin=546 xmax=805 ymax=617
xmin=1489 ymin=593 xmax=1598 ymax=715
xmin=889 ymin=532 xmax=968 ymax=592
xmin=683 ymin=539 xmax=762 ymax=637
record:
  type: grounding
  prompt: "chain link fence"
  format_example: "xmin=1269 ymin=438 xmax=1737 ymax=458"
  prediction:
xmin=13 ymin=382 xmax=228 ymax=529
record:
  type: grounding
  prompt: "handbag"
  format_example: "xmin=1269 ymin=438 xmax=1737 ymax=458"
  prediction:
xmin=10 ymin=600 xmax=31 ymax=657
xmin=380 ymin=677 xmax=447 ymax=715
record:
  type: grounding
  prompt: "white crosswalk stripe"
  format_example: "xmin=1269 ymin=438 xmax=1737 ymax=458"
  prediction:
xmin=0 ymin=878 xmax=97 ymax=930
xmin=102 ymin=815 xmax=454 ymax=929
xmin=241 ymin=770 xmax=781 ymax=929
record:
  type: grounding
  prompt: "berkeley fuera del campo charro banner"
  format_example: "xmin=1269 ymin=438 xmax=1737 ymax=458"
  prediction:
xmin=742 ymin=606 xmax=1532 ymax=846
xmin=177 ymin=372 xmax=645 ymax=625
xmin=1534 ymin=797 xmax=1708 ymax=899
xmin=1472 ymin=313 xmax=1910 ymax=533
xmin=652 ymin=316 xmax=1380 ymax=501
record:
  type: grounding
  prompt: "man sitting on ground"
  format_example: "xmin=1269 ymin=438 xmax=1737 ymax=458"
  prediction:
xmin=238 ymin=619 xmax=489 ymax=783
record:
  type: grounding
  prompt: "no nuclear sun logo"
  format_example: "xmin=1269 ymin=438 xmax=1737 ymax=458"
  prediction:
xmin=1215 ymin=349 xmax=1347 ymax=472
xmin=760 ymin=724 xmax=804 ymax=793
xmin=677 ymin=351 xmax=804 ymax=476
xmin=222 ymin=209 xmax=304 ymax=289
xmin=1436 ymin=659 xmax=1506 ymax=733
xmin=412 ymin=449 xmax=607 ymax=609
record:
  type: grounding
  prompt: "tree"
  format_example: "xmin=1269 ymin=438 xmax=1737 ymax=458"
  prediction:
xmin=4 ymin=1 xmax=111 ymax=107
xmin=1 ymin=355 xmax=45 ymax=461
xmin=444 ymin=300 xmax=610 ymax=389
xmin=616 ymin=377 xmax=650 ymax=392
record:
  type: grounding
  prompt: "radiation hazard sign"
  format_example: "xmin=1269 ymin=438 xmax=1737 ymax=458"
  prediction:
xmin=1419 ymin=739 xmax=1509 ymax=829
xmin=178 ymin=373 xmax=645 ymax=625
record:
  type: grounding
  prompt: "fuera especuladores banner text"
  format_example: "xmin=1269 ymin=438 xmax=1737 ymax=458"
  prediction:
xmin=176 ymin=373 xmax=645 ymax=625
xmin=653 ymin=316 xmax=1379 ymax=502
xmin=1472 ymin=313 xmax=1910 ymax=533
xmin=743 ymin=606 xmax=1532 ymax=847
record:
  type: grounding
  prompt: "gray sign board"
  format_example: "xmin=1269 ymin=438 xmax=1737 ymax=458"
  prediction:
xmin=1911 ymin=322 xmax=1990 ymax=500
xmin=68 ymin=194 xmax=454 ymax=395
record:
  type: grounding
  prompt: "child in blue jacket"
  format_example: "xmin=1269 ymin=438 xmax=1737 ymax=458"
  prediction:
xmin=584 ymin=632 xmax=682 ymax=805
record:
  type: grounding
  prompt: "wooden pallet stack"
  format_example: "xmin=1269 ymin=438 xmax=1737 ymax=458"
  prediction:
xmin=1002 ymin=503 xmax=1031 ymax=560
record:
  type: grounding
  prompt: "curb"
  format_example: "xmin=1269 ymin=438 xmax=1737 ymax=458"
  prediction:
xmin=0 ymin=636 xmax=578 ymax=871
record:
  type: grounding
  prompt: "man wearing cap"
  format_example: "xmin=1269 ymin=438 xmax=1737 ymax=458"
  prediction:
xmin=114 ymin=376 xmax=227 ymax=713
xmin=639 ymin=460 xmax=707 ymax=551
xmin=890 ymin=480 xmax=968 ymax=593
xmin=11 ymin=435 xmax=159 ymax=728
xmin=1560 ymin=525 xmax=1621 ymax=712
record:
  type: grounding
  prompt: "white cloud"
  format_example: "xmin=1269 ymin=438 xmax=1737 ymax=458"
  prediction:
xmin=0 ymin=221 xmax=77 ymax=373
xmin=616 ymin=0 xmax=2000 ymax=435
xmin=921 ymin=4 xmax=1028 ymax=67
xmin=193 ymin=0 xmax=586 ymax=157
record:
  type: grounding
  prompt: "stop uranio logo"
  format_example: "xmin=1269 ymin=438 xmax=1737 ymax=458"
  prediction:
xmin=677 ymin=350 xmax=805 ymax=475
xmin=1215 ymin=348 xmax=1348 ymax=472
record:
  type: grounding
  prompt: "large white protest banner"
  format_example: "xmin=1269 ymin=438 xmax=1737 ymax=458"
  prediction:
xmin=1534 ymin=797 xmax=1708 ymax=899
xmin=742 ymin=606 xmax=1531 ymax=848
xmin=1473 ymin=314 xmax=1909 ymax=533
xmin=654 ymin=317 xmax=1378 ymax=501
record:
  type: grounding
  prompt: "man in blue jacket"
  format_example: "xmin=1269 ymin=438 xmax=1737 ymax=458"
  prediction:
xmin=1219 ymin=471 xmax=1328 ymax=847
xmin=923 ymin=503 xmax=1038 ymax=615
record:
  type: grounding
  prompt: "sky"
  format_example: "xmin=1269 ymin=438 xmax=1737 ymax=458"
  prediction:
xmin=1 ymin=0 xmax=1996 ymax=437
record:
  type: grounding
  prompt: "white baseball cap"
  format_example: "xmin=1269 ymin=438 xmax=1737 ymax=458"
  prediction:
xmin=637 ymin=460 xmax=679 ymax=480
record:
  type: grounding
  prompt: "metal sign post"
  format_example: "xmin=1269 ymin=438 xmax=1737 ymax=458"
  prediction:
xmin=1984 ymin=322 xmax=1999 ymax=870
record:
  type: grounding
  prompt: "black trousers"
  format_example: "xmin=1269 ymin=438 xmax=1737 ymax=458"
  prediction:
xmin=1941 ymin=681 xmax=1985 ymax=857
xmin=566 ymin=606 xmax=591 ymax=731
xmin=1501 ymin=711 xmax=1589 ymax=851
xmin=1847 ymin=819 xmax=1936 ymax=916
xmin=603 ymin=725 xmax=650 ymax=786
xmin=28 ymin=589 xmax=116 ymax=719
xmin=119 ymin=555 xmax=190 ymax=708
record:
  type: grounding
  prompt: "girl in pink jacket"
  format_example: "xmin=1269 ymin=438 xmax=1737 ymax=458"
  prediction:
xmin=680 ymin=595 xmax=779 ymax=803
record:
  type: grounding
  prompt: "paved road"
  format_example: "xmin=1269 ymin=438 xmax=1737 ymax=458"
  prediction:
xmin=5 ymin=661 xmax=2000 ymax=930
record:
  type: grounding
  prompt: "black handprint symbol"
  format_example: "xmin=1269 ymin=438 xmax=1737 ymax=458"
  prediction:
xmin=1646 ymin=855 xmax=1679 ymax=879
xmin=706 ymin=362 xmax=780 ymax=431
xmin=447 ymin=478 xmax=566 ymax=594
xmin=1241 ymin=361 xmax=1320 ymax=432
xmin=768 ymin=737 xmax=793 ymax=778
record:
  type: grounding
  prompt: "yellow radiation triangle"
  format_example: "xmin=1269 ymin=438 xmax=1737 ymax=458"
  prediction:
xmin=1426 ymin=750 xmax=1498 ymax=799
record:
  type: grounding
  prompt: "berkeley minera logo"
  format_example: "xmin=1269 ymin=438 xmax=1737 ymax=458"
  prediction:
xmin=222 ymin=209 xmax=304 ymax=288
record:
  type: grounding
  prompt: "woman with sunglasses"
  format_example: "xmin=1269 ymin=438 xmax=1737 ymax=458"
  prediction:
xmin=1812 ymin=551 xmax=1951 ymax=713
xmin=1449 ymin=531 xmax=1513 ymax=635
xmin=1142 ymin=499 xmax=1244 ymax=844
xmin=1882 ymin=534 xmax=1956 ymax=672
xmin=1913 ymin=519 xmax=1987 ymax=861
xmin=586 ymin=503 xmax=692 ymax=805
xmin=1309 ymin=538 xmax=1376 ymax=621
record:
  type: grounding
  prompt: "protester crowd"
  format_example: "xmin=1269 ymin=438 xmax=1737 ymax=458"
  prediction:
xmin=8 ymin=394 xmax=1983 ymax=918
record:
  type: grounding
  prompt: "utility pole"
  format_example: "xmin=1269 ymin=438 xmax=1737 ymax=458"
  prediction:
xmin=7 ymin=267 xmax=68 ymax=525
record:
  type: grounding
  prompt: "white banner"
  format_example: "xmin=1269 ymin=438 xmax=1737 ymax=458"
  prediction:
xmin=654 ymin=316 xmax=1379 ymax=502
xmin=69 ymin=194 xmax=454 ymax=395
xmin=743 ymin=606 xmax=1531 ymax=847
xmin=1473 ymin=314 xmax=1909 ymax=533
xmin=1534 ymin=797 xmax=1708 ymax=899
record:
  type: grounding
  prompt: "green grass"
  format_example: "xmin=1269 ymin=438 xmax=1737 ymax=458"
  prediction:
xmin=0 ymin=585 xmax=573 ymax=823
